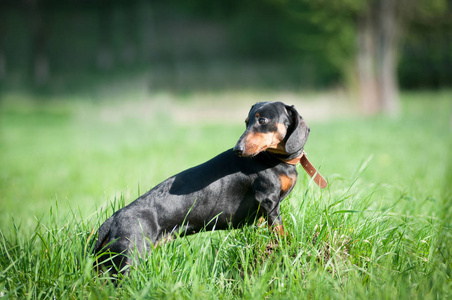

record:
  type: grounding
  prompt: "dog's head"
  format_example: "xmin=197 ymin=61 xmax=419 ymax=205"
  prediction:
xmin=233 ymin=102 xmax=310 ymax=157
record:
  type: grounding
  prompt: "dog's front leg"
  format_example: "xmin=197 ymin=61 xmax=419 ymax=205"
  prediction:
xmin=255 ymin=189 xmax=285 ymax=236
xmin=267 ymin=211 xmax=285 ymax=236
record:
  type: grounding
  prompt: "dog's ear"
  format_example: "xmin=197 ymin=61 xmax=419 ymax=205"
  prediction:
xmin=284 ymin=105 xmax=310 ymax=154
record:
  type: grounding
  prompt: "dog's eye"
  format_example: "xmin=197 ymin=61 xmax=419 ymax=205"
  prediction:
xmin=258 ymin=117 xmax=268 ymax=125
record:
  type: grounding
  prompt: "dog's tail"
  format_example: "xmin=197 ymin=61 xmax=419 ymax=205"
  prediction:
xmin=92 ymin=217 xmax=113 ymax=255
xmin=92 ymin=217 xmax=130 ymax=278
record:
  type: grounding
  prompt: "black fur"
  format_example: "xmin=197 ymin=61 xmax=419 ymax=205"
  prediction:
xmin=92 ymin=101 xmax=310 ymax=276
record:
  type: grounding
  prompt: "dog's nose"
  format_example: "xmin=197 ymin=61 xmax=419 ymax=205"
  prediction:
xmin=233 ymin=145 xmax=244 ymax=156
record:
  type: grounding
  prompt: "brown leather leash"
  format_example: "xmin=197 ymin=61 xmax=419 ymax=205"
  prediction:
xmin=279 ymin=151 xmax=328 ymax=189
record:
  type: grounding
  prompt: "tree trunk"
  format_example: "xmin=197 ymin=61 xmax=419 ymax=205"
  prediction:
xmin=356 ymin=0 xmax=400 ymax=116
xmin=120 ymin=2 xmax=138 ymax=65
xmin=97 ymin=0 xmax=114 ymax=70
xmin=357 ymin=9 xmax=379 ymax=115
xmin=0 ymin=9 xmax=6 ymax=80
xmin=378 ymin=0 xmax=400 ymax=115
xmin=28 ymin=0 xmax=50 ymax=86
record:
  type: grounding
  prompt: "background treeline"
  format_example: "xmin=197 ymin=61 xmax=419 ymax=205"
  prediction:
xmin=0 ymin=0 xmax=451 ymax=92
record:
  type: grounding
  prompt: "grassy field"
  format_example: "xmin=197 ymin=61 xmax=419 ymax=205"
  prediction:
xmin=0 ymin=90 xmax=451 ymax=299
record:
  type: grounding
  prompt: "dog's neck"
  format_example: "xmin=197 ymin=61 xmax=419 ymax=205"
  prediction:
xmin=269 ymin=148 xmax=305 ymax=165
xmin=272 ymin=151 xmax=304 ymax=165
xmin=270 ymin=150 xmax=328 ymax=189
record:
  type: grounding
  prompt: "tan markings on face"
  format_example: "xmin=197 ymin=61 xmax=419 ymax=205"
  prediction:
xmin=279 ymin=174 xmax=296 ymax=193
xmin=242 ymin=123 xmax=288 ymax=156
xmin=266 ymin=123 xmax=288 ymax=154
xmin=242 ymin=132 xmax=274 ymax=156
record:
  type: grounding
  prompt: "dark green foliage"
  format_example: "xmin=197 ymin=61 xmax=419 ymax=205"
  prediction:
xmin=1 ymin=0 xmax=450 ymax=91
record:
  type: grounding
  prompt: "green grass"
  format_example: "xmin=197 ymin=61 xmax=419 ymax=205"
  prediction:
xmin=0 ymin=90 xmax=451 ymax=298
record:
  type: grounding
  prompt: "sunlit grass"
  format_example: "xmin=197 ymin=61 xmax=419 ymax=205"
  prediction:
xmin=0 ymin=90 xmax=451 ymax=298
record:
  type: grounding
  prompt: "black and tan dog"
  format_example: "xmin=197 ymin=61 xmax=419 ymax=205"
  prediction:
xmin=93 ymin=101 xmax=326 ymax=275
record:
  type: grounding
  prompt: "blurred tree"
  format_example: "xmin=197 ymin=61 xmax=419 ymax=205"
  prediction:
xmin=398 ymin=0 xmax=452 ymax=89
xmin=119 ymin=1 xmax=139 ymax=65
xmin=284 ymin=0 xmax=402 ymax=115
xmin=28 ymin=0 xmax=50 ymax=86
xmin=96 ymin=0 xmax=114 ymax=70
xmin=356 ymin=0 xmax=400 ymax=115
xmin=0 ymin=6 xmax=6 ymax=81
xmin=184 ymin=0 xmax=350 ymax=86
xmin=300 ymin=0 xmax=450 ymax=115
xmin=355 ymin=0 xmax=450 ymax=115
xmin=1 ymin=0 xmax=449 ymax=94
